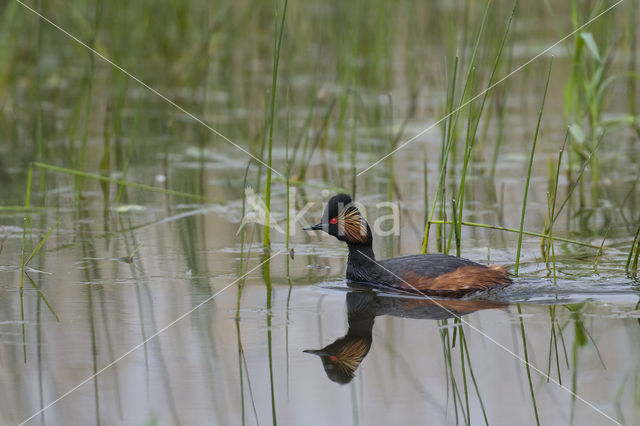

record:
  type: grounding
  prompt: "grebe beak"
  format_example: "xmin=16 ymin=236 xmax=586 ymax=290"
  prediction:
xmin=303 ymin=348 xmax=327 ymax=356
xmin=303 ymin=222 xmax=324 ymax=231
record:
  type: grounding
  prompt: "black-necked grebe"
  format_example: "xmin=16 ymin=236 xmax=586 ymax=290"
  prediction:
xmin=304 ymin=194 xmax=511 ymax=297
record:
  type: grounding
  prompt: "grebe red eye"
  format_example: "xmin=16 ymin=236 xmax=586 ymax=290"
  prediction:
xmin=329 ymin=217 xmax=338 ymax=224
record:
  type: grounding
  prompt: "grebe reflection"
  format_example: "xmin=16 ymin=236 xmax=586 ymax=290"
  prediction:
xmin=304 ymin=291 xmax=506 ymax=384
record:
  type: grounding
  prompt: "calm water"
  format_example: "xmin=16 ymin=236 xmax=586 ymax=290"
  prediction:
xmin=1 ymin=0 xmax=639 ymax=425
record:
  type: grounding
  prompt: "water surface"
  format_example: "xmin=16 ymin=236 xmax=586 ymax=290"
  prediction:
xmin=1 ymin=0 xmax=639 ymax=425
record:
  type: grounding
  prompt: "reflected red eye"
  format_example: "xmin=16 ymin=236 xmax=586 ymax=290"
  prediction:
xmin=329 ymin=217 xmax=338 ymax=224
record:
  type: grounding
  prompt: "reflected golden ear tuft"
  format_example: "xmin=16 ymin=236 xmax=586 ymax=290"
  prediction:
xmin=331 ymin=338 xmax=370 ymax=377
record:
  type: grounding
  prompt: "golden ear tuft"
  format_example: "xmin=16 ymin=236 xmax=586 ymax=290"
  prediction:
xmin=339 ymin=208 xmax=368 ymax=243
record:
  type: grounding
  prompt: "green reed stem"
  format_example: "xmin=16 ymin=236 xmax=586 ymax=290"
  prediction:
xmin=460 ymin=328 xmax=489 ymax=425
xmin=0 ymin=226 xmax=6 ymax=256
xmin=458 ymin=320 xmax=470 ymax=422
xmin=515 ymin=58 xmax=553 ymax=276
xmin=33 ymin=162 xmax=223 ymax=203
xmin=25 ymin=164 xmax=33 ymax=208
xmin=20 ymin=217 xmax=30 ymax=362
xmin=626 ymin=221 xmax=640 ymax=276
xmin=593 ymin=227 xmax=609 ymax=272
xmin=236 ymin=161 xmax=252 ymax=318
xmin=264 ymin=254 xmax=278 ymax=426
xmin=456 ymin=0 xmax=516 ymax=247
xmin=428 ymin=220 xmax=601 ymax=249
xmin=570 ymin=322 xmax=579 ymax=424
xmin=26 ymin=217 xmax=60 ymax=265
xmin=299 ymin=98 xmax=337 ymax=182
xmin=285 ymin=93 xmax=291 ymax=251
xmin=517 ymin=304 xmax=540 ymax=425
xmin=387 ymin=94 xmax=395 ymax=202
xmin=552 ymin=135 xmax=603 ymax=224
xmin=423 ymin=56 xmax=458 ymax=254
xmin=350 ymin=95 xmax=358 ymax=198
xmin=0 ymin=206 xmax=48 ymax=212
xmin=440 ymin=55 xmax=459 ymax=252
xmin=116 ymin=94 xmax=140 ymax=205
xmin=284 ymin=254 xmax=293 ymax=398
xmin=542 ymin=130 xmax=568 ymax=283
xmin=35 ymin=0 xmax=44 ymax=178
xmin=264 ymin=0 xmax=288 ymax=251
xmin=25 ymin=272 xmax=59 ymax=322
xmin=438 ymin=323 xmax=467 ymax=425
xmin=83 ymin=1 xmax=102 ymax=168
xmin=451 ymin=199 xmax=460 ymax=256
xmin=547 ymin=306 xmax=563 ymax=385
xmin=426 ymin=0 xmax=494 ymax=254
xmin=235 ymin=319 xmax=247 ymax=425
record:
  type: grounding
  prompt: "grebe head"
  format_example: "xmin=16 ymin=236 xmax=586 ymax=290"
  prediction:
xmin=304 ymin=194 xmax=371 ymax=245
xmin=303 ymin=335 xmax=371 ymax=384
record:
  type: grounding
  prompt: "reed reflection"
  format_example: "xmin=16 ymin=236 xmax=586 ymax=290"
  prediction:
xmin=305 ymin=290 xmax=506 ymax=384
